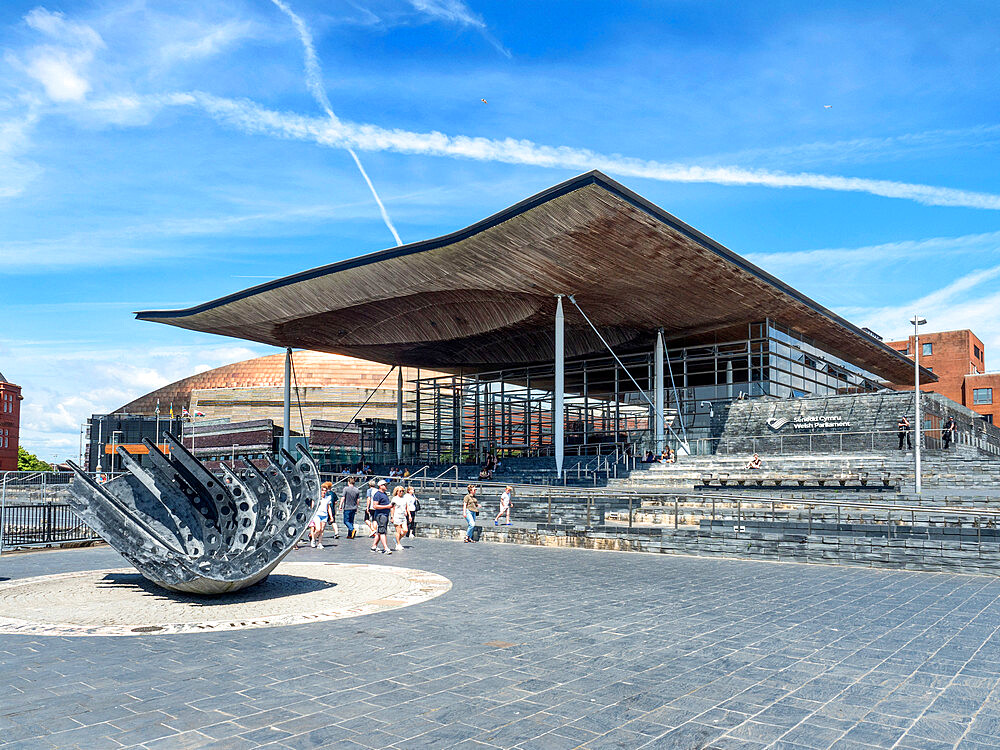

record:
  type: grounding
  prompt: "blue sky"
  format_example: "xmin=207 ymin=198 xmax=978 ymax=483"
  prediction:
xmin=2 ymin=0 xmax=1000 ymax=461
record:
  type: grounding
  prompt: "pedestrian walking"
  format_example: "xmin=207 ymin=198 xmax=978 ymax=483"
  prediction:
xmin=494 ymin=485 xmax=512 ymax=526
xmin=324 ymin=481 xmax=340 ymax=539
xmin=943 ymin=415 xmax=957 ymax=450
xmin=390 ymin=486 xmax=408 ymax=551
xmin=404 ymin=485 xmax=418 ymax=538
xmin=309 ymin=482 xmax=334 ymax=548
xmin=340 ymin=476 xmax=360 ymax=539
xmin=898 ymin=415 xmax=912 ymax=451
xmin=462 ymin=484 xmax=480 ymax=543
xmin=370 ymin=479 xmax=393 ymax=554
xmin=364 ymin=479 xmax=378 ymax=538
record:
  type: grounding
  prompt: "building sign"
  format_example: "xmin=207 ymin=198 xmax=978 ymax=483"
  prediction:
xmin=766 ymin=415 xmax=852 ymax=431
xmin=105 ymin=443 xmax=172 ymax=454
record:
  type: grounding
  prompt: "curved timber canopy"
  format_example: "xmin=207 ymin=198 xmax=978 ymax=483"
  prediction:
xmin=137 ymin=170 xmax=928 ymax=384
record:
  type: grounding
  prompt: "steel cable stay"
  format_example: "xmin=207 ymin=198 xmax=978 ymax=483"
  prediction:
xmin=566 ymin=295 xmax=687 ymax=452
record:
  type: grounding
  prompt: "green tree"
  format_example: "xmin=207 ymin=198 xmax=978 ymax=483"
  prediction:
xmin=17 ymin=446 xmax=52 ymax=472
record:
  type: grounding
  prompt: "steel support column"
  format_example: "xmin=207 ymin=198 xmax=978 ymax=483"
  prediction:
xmin=396 ymin=366 xmax=404 ymax=462
xmin=555 ymin=295 xmax=565 ymax=479
xmin=282 ymin=347 xmax=291 ymax=455
xmin=655 ymin=330 xmax=665 ymax=454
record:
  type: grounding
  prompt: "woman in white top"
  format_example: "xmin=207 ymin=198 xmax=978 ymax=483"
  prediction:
xmin=390 ymin=485 xmax=408 ymax=551
xmin=403 ymin=486 xmax=418 ymax=539
xmin=494 ymin=485 xmax=513 ymax=526
xmin=309 ymin=482 xmax=334 ymax=548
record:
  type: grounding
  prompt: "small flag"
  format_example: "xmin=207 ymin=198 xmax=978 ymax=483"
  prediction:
xmin=194 ymin=410 xmax=205 ymax=417
xmin=182 ymin=407 xmax=190 ymax=418
xmin=169 ymin=403 xmax=174 ymax=418
xmin=155 ymin=399 xmax=160 ymax=416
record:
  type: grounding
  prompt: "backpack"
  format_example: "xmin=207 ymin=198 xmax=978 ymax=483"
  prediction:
xmin=414 ymin=498 xmax=421 ymax=512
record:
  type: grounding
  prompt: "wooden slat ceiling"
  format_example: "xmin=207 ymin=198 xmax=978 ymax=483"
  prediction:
xmin=136 ymin=171 xmax=928 ymax=385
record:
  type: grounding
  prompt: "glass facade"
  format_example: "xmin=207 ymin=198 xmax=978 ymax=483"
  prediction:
xmin=85 ymin=414 xmax=186 ymax=472
xmin=409 ymin=319 xmax=884 ymax=463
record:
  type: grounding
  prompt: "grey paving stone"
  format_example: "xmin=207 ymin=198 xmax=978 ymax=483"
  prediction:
xmin=5 ymin=541 xmax=1000 ymax=749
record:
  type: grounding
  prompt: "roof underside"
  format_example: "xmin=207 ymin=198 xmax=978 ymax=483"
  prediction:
xmin=137 ymin=171 xmax=929 ymax=385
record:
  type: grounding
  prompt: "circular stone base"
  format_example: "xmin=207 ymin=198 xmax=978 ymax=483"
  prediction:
xmin=0 ymin=562 xmax=451 ymax=636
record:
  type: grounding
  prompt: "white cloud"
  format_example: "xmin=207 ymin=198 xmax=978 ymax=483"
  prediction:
xmin=11 ymin=8 xmax=106 ymax=103
xmin=695 ymin=124 xmax=1000 ymax=169
xmin=24 ymin=7 xmax=103 ymax=48
xmin=406 ymin=0 xmax=510 ymax=57
xmin=842 ymin=264 xmax=1000 ymax=358
xmin=0 ymin=194 xmax=405 ymax=272
xmin=104 ymin=90 xmax=1000 ymax=212
xmin=8 ymin=341 xmax=265 ymax=462
xmin=747 ymin=230 xmax=1000 ymax=273
xmin=158 ymin=20 xmax=257 ymax=64
xmin=22 ymin=54 xmax=91 ymax=102
xmin=0 ymin=108 xmax=43 ymax=198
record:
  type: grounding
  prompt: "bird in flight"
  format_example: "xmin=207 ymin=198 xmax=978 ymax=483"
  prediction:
xmin=481 ymin=98 xmax=488 ymax=104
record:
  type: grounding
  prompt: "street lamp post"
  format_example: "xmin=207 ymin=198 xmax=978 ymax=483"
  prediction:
xmin=110 ymin=430 xmax=123 ymax=475
xmin=95 ymin=418 xmax=103 ymax=477
xmin=911 ymin=315 xmax=927 ymax=494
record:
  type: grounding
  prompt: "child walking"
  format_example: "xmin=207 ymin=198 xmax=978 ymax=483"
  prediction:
xmin=494 ymin=485 xmax=512 ymax=526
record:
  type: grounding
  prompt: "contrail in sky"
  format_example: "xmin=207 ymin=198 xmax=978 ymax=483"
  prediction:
xmin=90 ymin=92 xmax=1000 ymax=212
xmin=268 ymin=0 xmax=403 ymax=246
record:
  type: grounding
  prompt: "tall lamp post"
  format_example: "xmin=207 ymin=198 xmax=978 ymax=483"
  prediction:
xmin=110 ymin=430 xmax=123 ymax=476
xmin=911 ymin=315 xmax=927 ymax=494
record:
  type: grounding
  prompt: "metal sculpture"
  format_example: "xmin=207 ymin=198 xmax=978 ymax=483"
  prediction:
xmin=66 ymin=435 xmax=318 ymax=595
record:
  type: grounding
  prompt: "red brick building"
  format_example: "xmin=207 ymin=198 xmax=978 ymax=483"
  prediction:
xmin=0 ymin=371 xmax=22 ymax=471
xmin=886 ymin=329 xmax=999 ymax=425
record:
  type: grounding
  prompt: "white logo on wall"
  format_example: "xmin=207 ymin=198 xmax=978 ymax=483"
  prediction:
xmin=767 ymin=415 xmax=851 ymax=431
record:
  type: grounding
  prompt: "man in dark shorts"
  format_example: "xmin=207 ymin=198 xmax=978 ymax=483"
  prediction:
xmin=370 ymin=479 xmax=393 ymax=554
xmin=943 ymin=415 xmax=957 ymax=450
xmin=898 ymin=415 xmax=912 ymax=451
xmin=340 ymin=476 xmax=360 ymax=539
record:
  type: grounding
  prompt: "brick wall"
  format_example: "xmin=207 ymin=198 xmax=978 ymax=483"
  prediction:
xmin=0 ymin=379 xmax=22 ymax=471
xmin=964 ymin=372 xmax=1000 ymax=426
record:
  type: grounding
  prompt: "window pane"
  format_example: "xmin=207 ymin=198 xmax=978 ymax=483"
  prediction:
xmin=922 ymin=343 xmax=932 ymax=356
xmin=973 ymin=388 xmax=993 ymax=405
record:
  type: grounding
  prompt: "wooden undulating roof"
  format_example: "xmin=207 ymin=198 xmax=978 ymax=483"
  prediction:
xmin=136 ymin=171 xmax=928 ymax=385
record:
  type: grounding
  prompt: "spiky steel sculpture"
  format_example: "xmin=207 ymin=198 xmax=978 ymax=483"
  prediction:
xmin=66 ymin=434 xmax=318 ymax=594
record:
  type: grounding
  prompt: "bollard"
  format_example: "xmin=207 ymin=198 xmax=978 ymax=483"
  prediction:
xmin=674 ymin=497 xmax=679 ymax=530
xmin=628 ymin=496 xmax=633 ymax=531
xmin=547 ymin=492 xmax=552 ymax=524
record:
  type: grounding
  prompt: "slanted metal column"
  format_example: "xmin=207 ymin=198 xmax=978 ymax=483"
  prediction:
xmin=555 ymin=295 xmax=565 ymax=479
xmin=282 ymin=347 xmax=291 ymax=455
xmin=655 ymin=330 xmax=665 ymax=454
xmin=396 ymin=366 xmax=404 ymax=462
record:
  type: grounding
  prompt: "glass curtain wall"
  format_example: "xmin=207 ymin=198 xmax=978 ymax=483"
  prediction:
xmin=409 ymin=320 xmax=884 ymax=463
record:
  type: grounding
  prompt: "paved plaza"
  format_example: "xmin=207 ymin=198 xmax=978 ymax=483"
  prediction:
xmin=4 ymin=539 xmax=1000 ymax=749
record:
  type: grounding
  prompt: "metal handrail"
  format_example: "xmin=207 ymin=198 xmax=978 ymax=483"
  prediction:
xmin=657 ymin=491 xmax=1000 ymax=518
